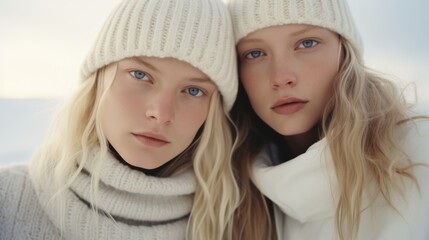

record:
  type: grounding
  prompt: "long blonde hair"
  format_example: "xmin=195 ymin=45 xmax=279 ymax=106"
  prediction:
xmin=323 ymin=37 xmax=419 ymax=240
xmin=30 ymin=62 xmax=240 ymax=239
xmin=188 ymin=87 xmax=240 ymax=240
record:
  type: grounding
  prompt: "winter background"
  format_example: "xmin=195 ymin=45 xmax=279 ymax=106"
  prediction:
xmin=1 ymin=0 xmax=428 ymax=165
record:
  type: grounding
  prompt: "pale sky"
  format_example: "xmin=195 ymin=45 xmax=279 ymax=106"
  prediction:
xmin=0 ymin=0 xmax=428 ymax=106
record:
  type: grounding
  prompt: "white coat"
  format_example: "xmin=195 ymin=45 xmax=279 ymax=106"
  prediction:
xmin=253 ymin=119 xmax=429 ymax=240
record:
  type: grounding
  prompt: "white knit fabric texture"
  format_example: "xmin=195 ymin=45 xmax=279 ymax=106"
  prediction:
xmin=26 ymin=148 xmax=196 ymax=239
xmin=226 ymin=0 xmax=363 ymax=58
xmin=81 ymin=0 xmax=238 ymax=110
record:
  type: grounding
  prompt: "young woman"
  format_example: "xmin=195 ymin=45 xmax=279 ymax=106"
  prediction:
xmin=227 ymin=0 xmax=429 ymax=239
xmin=0 ymin=0 xmax=240 ymax=239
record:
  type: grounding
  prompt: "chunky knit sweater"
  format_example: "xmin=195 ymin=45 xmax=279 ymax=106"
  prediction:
xmin=0 ymin=149 xmax=196 ymax=239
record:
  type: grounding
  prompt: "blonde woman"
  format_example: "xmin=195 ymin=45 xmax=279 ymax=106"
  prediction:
xmin=0 ymin=0 xmax=240 ymax=239
xmin=227 ymin=0 xmax=429 ymax=239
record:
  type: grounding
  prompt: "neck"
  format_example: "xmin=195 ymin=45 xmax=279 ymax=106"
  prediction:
xmin=108 ymin=143 xmax=173 ymax=176
xmin=283 ymin=124 xmax=321 ymax=158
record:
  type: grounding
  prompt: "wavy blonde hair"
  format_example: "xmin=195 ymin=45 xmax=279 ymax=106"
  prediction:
xmin=231 ymin=36 xmax=421 ymax=240
xmin=30 ymin=62 xmax=240 ymax=240
xmin=323 ymin=37 xmax=420 ymax=240
xmin=188 ymin=82 xmax=241 ymax=240
xmin=230 ymin=82 xmax=277 ymax=240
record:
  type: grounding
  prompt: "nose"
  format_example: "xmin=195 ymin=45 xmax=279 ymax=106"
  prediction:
xmin=270 ymin=56 xmax=297 ymax=88
xmin=145 ymin=91 xmax=175 ymax=124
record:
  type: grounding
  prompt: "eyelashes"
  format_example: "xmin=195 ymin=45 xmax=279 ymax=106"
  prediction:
xmin=129 ymin=70 xmax=206 ymax=97
xmin=241 ymin=38 xmax=320 ymax=60
xmin=298 ymin=39 xmax=318 ymax=49
xmin=130 ymin=70 xmax=149 ymax=81
xmin=185 ymin=87 xmax=204 ymax=97
xmin=244 ymin=50 xmax=265 ymax=59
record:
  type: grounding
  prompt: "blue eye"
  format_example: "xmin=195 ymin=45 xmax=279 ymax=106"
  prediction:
xmin=245 ymin=50 xmax=264 ymax=59
xmin=298 ymin=39 xmax=318 ymax=49
xmin=130 ymin=70 xmax=149 ymax=80
xmin=186 ymin=87 xmax=204 ymax=97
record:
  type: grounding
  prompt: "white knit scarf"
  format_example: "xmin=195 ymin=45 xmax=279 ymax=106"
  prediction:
xmin=29 ymin=148 xmax=196 ymax=239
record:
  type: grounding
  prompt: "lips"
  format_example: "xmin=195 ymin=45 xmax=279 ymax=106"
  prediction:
xmin=132 ymin=132 xmax=170 ymax=147
xmin=271 ymin=97 xmax=308 ymax=114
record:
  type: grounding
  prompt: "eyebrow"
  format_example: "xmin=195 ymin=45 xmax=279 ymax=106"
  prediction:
xmin=238 ymin=38 xmax=263 ymax=45
xmin=289 ymin=25 xmax=318 ymax=37
xmin=239 ymin=25 xmax=319 ymax=44
xmin=130 ymin=57 xmax=212 ymax=84
xmin=131 ymin=57 xmax=160 ymax=73
xmin=188 ymin=77 xmax=212 ymax=84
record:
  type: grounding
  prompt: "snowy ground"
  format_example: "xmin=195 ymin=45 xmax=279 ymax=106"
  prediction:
xmin=0 ymin=98 xmax=428 ymax=165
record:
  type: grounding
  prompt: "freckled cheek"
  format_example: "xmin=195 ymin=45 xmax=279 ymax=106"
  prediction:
xmin=182 ymin=99 xmax=210 ymax=120
xmin=107 ymin=86 xmax=146 ymax=125
xmin=241 ymin=67 xmax=267 ymax=97
xmin=193 ymin=115 xmax=207 ymax=133
xmin=323 ymin=68 xmax=338 ymax=95
xmin=313 ymin=71 xmax=336 ymax=105
xmin=193 ymin=105 xmax=210 ymax=125
xmin=239 ymin=63 xmax=256 ymax=83
xmin=177 ymin=108 xmax=207 ymax=139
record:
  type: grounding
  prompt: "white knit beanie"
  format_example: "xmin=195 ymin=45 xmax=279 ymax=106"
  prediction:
xmin=226 ymin=0 xmax=363 ymax=58
xmin=81 ymin=0 xmax=238 ymax=110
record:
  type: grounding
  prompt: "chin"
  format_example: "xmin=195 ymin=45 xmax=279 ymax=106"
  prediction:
xmin=277 ymin=127 xmax=313 ymax=137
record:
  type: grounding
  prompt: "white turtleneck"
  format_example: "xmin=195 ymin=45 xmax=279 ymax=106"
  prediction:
xmin=252 ymin=119 xmax=429 ymax=240
xmin=0 ymin=148 xmax=196 ymax=239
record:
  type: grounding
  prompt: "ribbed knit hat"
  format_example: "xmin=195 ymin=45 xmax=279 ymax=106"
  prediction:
xmin=81 ymin=0 xmax=238 ymax=110
xmin=226 ymin=0 xmax=363 ymax=58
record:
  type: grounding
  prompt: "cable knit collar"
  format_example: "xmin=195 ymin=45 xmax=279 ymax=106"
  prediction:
xmin=30 ymin=147 xmax=196 ymax=239
xmin=252 ymin=138 xmax=339 ymax=223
